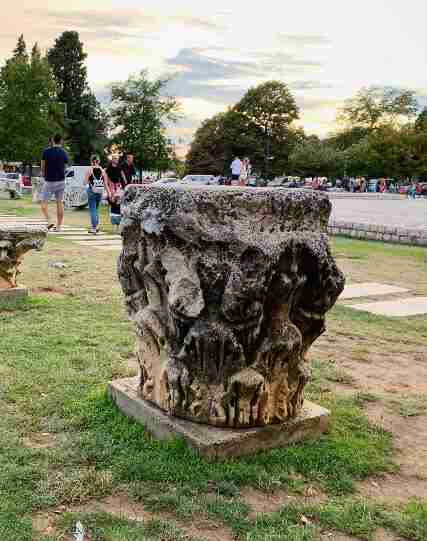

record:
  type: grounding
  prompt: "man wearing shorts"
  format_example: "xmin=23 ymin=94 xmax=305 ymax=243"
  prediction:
xmin=230 ymin=156 xmax=242 ymax=184
xmin=40 ymin=134 xmax=68 ymax=231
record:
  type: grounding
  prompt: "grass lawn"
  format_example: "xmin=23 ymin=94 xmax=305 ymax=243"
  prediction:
xmin=0 ymin=196 xmax=426 ymax=540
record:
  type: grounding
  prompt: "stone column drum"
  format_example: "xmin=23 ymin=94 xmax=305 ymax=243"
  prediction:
xmin=116 ymin=185 xmax=345 ymax=435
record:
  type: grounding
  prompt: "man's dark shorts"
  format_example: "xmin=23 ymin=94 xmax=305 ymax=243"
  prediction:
xmin=40 ymin=180 xmax=65 ymax=202
xmin=232 ymin=174 xmax=240 ymax=181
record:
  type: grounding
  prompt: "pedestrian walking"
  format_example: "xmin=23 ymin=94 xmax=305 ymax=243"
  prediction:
xmin=239 ymin=157 xmax=251 ymax=186
xmin=106 ymin=155 xmax=126 ymax=191
xmin=230 ymin=156 xmax=242 ymax=185
xmin=121 ymin=153 xmax=137 ymax=186
xmin=105 ymin=155 xmax=126 ymax=231
xmin=40 ymin=134 xmax=69 ymax=232
xmin=84 ymin=155 xmax=108 ymax=234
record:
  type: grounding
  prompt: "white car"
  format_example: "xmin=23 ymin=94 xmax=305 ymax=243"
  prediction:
xmin=64 ymin=166 xmax=90 ymax=208
xmin=180 ymin=175 xmax=218 ymax=186
xmin=0 ymin=172 xmax=22 ymax=198
xmin=155 ymin=177 xmax=179 ymax=184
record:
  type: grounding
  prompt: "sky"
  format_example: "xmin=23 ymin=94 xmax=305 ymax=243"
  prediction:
xmin=2 ymin=0 xmax=427 ymax=154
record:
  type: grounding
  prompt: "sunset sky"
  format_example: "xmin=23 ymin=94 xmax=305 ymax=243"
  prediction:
xmin=3 ymin=0 xmax=427 ymax=149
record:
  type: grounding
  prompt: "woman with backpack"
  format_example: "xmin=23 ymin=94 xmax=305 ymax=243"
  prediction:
xmin=84 ymin=155 xmax=108 ymax=234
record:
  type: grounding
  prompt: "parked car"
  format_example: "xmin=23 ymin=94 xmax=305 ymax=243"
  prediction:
xmin=155 ymin=177 xmax=179 ymax=184
xmin=63 ymin=166 xmax=90 ymax=208
xmin=0 ymin=172 xmax=22 ymax=198
xmin=180 ymin=175 xmax=218 ymax=186
xmin=268 ymin=176 xmax=304 ymax=188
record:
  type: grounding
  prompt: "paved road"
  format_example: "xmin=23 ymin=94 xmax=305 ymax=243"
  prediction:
xmin=330 ymin=198 xmax=427 ymax=231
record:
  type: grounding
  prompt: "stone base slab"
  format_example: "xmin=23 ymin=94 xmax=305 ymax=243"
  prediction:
xmin=108 ymin=377 xmax=330 ymax=460
xmin=0 ymin=286 xmax=28 ymax=301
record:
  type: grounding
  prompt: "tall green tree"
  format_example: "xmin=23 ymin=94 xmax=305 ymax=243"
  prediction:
xmin=415 ymin=107 xmax=427 ymax=132
xmin=47 ymin=31 xmax=108 ymax=164
xmin=13 ymin=34 xmax=28 ymax=61
xmin=234 ymin=81 xmax=300 ymax=177
xmin=338 ymin=86 xmax=418 ymax=130
xmin=110 ymin=70 xmax=180 ymax=173
xmin=0 ymin=36 xmax=63 ymax=165
xmin=289 ymin=137 xmax=345 ymax=179
xmin=186 ymin=110 xmax=263 ymax=175
xmin=186 ymin=81 xmax=301 ymax=177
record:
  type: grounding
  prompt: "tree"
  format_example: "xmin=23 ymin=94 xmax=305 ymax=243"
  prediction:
xmin=289 ymin=138 xmax=345 ymax=179
xmin=326 ymin=126 xmax=370 ymax=150
xmin=13 ymin=34 xmax=28 ymax=61
xmin=186 ymin=81 xmax=301 ymax=177
xmin=110 ymin=71 xmax=180 ymax=173
xmin=47 ymin=31 xmax=87 ymax=107
xmin=185 ymin=109 xmax=266 ymax=175
xmin=338 ymin=86 xmax=418 ymax=130
xmin=48 ymin=31 xmax=108 ymax=163
xmin=415 ymin=107 xmax=427 ymax=132
xmin=234 ymin=81 xmax=300 ymax=177
xmin=0 ymin=36 xmax=63 ymax=165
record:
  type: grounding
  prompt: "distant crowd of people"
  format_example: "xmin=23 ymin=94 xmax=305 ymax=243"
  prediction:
xmin=343 ymin=177 xmax=389 ymax=193
xmin=40 ymin=133 xmax=138 ymax=234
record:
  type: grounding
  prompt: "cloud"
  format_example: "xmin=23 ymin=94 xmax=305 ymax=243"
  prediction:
xmin=297 ymin=96 xmax=344 ymax=112
xmin=277 ymin=33 xmax=331 ymax=46
xmin=28 ymin=8 xmax=224 ymax=40
xmin=289 ymin=80 xmax=334 ymax=91
xmin=164 ymin=47 xmax=323 ymax=105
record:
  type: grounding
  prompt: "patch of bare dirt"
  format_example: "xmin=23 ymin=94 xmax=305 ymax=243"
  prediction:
xmin=241 ymin=485 xmax=326 ymax=518
xmin=72 ymin=491 xmax=152 ymax=522
xmin=373 ymin=528 xmax=403 ymax=541
xmin=33 ymin=286 xmax=74 ymax=297
xmin=312 ymin=344 xmax=427 ymax=396
xmin=32 ymin=512 xmax=57 ymax=537
xmin=33 ymin=491 xmax=234 ymax=541
xmin=48 ymin=249 xmax=79 ymax=257
xmin=340 ymin=352 xmax=427 ymax=395
xmin=183 ymin=520 xmax=234 ymax=541
xmin=313 ymin=330 xmax=427 ymax=503
xmin=23 ymin=431 xmax=57 ymax=450
xmin=357 ymin=403 xmax=427 ymax=500
xmin=320 ymin=533 xmax=359 ymax=541
xmin=241 ymin=487 xmax=289 ymax=515
xmin=358 ymin=473 xmax=427 ymax=502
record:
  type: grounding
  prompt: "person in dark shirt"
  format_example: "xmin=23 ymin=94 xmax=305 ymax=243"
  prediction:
xmin=40 ymin=134 xmax=69 ymax=231
xmin=105 ymin=155 xmax=126 ymax=232
xmin=121 ymin=153 xmax=137 ymax=185
xmin=105 ymin=155 xmax=126 ymax=191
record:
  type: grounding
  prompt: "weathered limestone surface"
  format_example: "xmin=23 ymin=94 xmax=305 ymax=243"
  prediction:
xmin=0 ymin=223 xmax=47 ymax=289
xmin=118 ymin=185 xmax=345 ymax=428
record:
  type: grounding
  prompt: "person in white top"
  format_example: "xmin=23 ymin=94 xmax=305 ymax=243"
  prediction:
xmin=230 ymin=157 xmax=242 ymax=183
xmin=239 ymin=157 xmax=251 ymax=186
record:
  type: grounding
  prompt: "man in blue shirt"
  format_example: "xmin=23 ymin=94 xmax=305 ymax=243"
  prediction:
xmin=40 ymin=134 xmax=69 ymax=231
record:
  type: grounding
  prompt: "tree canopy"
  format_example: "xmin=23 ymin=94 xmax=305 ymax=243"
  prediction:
xmin=338 ymin=86 xmax=418 ymax=130
xmin=47 ymin=31 xmax=107 ymax=164
xmin=186 ymin=81 xmax=301 ymax=177
xmin=110 ymin=71 xmax=180 ymax=172
xmin=0 ymin=36 xmax=63 ymax=164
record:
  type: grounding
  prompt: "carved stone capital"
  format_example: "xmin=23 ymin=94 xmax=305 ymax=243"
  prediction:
xmin=118 ymin=186 xmax=345 ymax=428
xmin=0 ymin=224 xmax=47 ymax=289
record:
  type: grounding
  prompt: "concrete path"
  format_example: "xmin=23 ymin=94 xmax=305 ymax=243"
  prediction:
xmin=74 ymin=240 xmax=122 ymax=247
xmin=341 ymin=283 xmax=410 ymax=300
xmin=331 ymin=198 xmax=427 ymax=232
xmin=348 ymin=297 xmax=427 ymax=317
xmin=61 ymin=235 xmax=121 ymax=241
